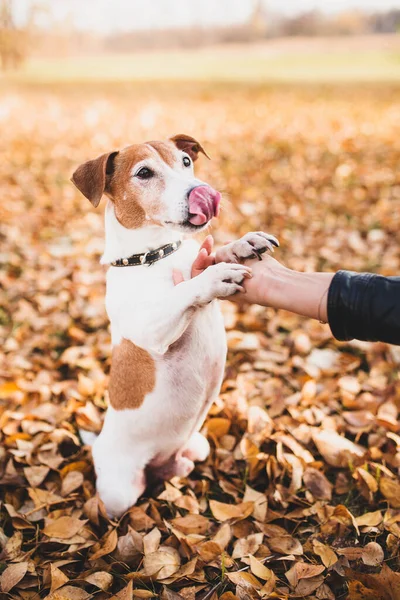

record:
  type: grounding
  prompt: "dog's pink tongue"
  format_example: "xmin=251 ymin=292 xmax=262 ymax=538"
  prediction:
xmin=188 ymin=186 xmax=221 ymax=226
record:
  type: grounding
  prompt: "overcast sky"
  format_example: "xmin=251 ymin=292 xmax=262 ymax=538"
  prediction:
xmin=16 ymin=0 xmax=400 ymax=32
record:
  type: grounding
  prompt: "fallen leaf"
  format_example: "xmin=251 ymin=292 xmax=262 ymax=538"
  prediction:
xmin=355 ymin=510 xmax=383 ymax=527
xmin=47 ymin=585 xmax=91 ymax=600
xmin=50 ymin=564 xmax=69 ymax=593
xmin=243 ymin=485 xmax=267 ymax=522
xmin=362 ymin=542 xmax=384 ymax=566
xmin=1 ymin=562 xmax=28 ymax=593
xmin=195 ymin=540 xmax=222 ymax=562
xmin=226 ymin=571 xmax=262 ymax=590
xmin=43 ymin=517 xmax=87 ymax=540
xmin=84 ymin=571 xmax=113 ymax=590
xmin=345 ymin=564 xmax=400 ymax=600
xmin=380 ymin=477 xmax=400 ymax=508
xmin=285 ymin=561 xmax=325 ymax=587
xmin=312 ymin=430 xmax=365 ymax=467
xmin=332 ymin=505 xmax=360 ymax=535
xmin=347 ymin=580 xmax=382 ymax=600
xmin=312 ymin=539 xmax=338 ymax=568
xmin=90 ymin=529 xmax=118 ymax=560
xmin=232 ymin=533 xmax=264 ymax=559
xmin=143 ymin=528 xmax=161 ymax=555
xmin=61 ymin=471 xmax=84 ymax=496
xmin=249 ymin=555 xmax=274 ymax=581
xmin=303 ymin=467 xmax=333 ymax=500
xmin=114 ymin=527 xmax=143 ymax=565
xmin=111 ymin=580 xmax=133 ymax=599
xmin=171 ymin=514 xmax=210 ymax=535
xmin=143 ymin=546 xmax=181 ymax=580
xmin=206 ymin=417 xmax=231 ymax=438
xmin=267 ymin=535 xmax=303 ymax=556
xmin=24 ymin=465 xmax=50 ymax=487
xmin=209 ymin=500 xmax=253 ymax=522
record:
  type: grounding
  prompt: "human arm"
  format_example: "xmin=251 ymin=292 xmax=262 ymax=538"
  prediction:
xmin=235 ymin=255 xmax=400 ymax=345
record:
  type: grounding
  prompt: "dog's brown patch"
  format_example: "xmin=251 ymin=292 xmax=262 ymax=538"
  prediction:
xmin=109 ymin=144 xmax=169 ymax=229
xmin=146 ymin=141 xmax=176 ymax=168
xmin=109 ymin=146 xmax=150 ymax=229
xmin=109 ymin=338 xmax=156 ymax=410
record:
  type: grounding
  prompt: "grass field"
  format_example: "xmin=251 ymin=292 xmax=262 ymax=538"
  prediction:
xmin=1 ymin=38 xmax=400 ymax=599
xmin=3 ymin=35 xmax=400 ymax=83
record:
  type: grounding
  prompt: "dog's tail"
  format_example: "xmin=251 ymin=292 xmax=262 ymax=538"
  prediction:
xmin=79 ymin=429 xmax=98 ymax=447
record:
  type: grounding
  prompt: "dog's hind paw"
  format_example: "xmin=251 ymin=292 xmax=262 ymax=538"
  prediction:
xmin=182 ymin=432 xmax=210 ymax=462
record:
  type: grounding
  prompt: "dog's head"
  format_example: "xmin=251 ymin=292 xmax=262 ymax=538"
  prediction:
xmin=71 ymin=135 xmax=221 ymax=233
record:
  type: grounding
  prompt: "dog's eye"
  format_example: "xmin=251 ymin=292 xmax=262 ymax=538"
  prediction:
xmin=136 ymin=167 xmax=154 ymax=179
xmin=183 ymin=156 xmax=191 ymax=168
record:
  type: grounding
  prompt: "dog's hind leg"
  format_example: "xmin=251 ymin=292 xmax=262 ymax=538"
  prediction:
xmin=182 ymin=431 xmax=210 ymax=462
xmin=97 ymin=467 xmax=146 ymax=519
xmin=148 ymin=454 xmax=195 ymax=481
xmin=92 ymin=432 xmax=147 ymax=519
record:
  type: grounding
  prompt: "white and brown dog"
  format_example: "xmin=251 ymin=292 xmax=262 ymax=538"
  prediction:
xmin=72 ymin=134 xmax=278 ymax=517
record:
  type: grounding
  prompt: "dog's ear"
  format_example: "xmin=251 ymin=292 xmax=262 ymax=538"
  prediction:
xmin=71 ymin=151 xmax=119 ymax=207
xmin=170 ymin=134 xmax=210 ymax=161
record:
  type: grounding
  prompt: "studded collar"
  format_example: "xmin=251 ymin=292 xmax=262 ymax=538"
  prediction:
xmin=110 ymin=240 xmax=182 ymax=267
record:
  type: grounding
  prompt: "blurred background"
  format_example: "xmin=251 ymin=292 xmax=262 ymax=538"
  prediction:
xmin=2 ymin=0 xmax=400 ymax=81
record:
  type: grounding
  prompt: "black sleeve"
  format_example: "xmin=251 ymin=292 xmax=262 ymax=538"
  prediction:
xmin=327 ymin=270 xmax=400 ymax=345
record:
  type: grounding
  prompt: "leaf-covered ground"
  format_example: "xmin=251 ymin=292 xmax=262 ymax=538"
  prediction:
xmin=1 ymin=81 xmax=400 ymax=599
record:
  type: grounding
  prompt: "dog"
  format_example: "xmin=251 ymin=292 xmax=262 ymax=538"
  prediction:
xmin=72 ymin=134 xmax=278 ymax=517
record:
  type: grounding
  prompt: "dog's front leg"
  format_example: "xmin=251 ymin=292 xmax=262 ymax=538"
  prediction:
xmin=215 ymin=231 xmax=279 ymax=264
xmin=120 ymin=262 xmax=252 ymax=355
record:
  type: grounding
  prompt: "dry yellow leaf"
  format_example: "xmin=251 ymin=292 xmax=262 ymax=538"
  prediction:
xmin=84 ymin=571 xmax=113 ymax=590
xmin=50 ymin=563 xmax=69 ymax=593
xmin=171 ymin=514 xmax=210 ymax=535
xmin=205 ymin=418 xmax=231 ymax=438
xmin=209 ymin=500 xmax=253 ymax=522
xmin=90 ymin=529 xmax=118 ymax=560
xmin=312 ymin=540 xmax=338 ymax=568
xmin=43 ymin=517 xmax=87 ymax=540
xmin=267 ymin=535 xmax=303 ymax=556
xmin=243 ymin=485 xmax=267 ymax=522
xmin=285 ymin=561 xmax=325 ymax=588
xmin=24 ymin=465 xmax=50 ymax=487
xmin=143 ymin=546 xmax=181 ymax=580
xmin=1 ymin=562 xmax=28 ymax=593
xmin=226 ymin=571 xmax=262 ymax=590
xmin=47 ymin=586 xmax=91 ymax=600
xmin=361 ymin=542 xmax=384 ymax=566
xmin=143 ymin=528 xmax=161 ymax=555
xmin=249 ymin=555 xmax=274 ymax=581
xmin=312 ymin=430 xmax=365 ymax=467
xmin=355 ymin=510 xmax=382 ymax=527
xmin=195 ymin=540 xmax=222 ymax=562
xmin=380 ymin=477 xmax=400 ymax=508
xmin=61 ymin=471 xmax=84 ymax=496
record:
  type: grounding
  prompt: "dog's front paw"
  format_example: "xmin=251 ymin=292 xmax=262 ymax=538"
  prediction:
xmin=198 ymin=262 xmax=252 ymax=302
xmin=215 ymin=232 xmax=279 ymax=264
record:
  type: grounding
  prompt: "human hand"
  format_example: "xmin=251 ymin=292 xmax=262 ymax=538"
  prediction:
xmin=229 ymin=253 xmax=289 ymax=306
xmin=172 ymin=235 xmax=215 ymax=285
